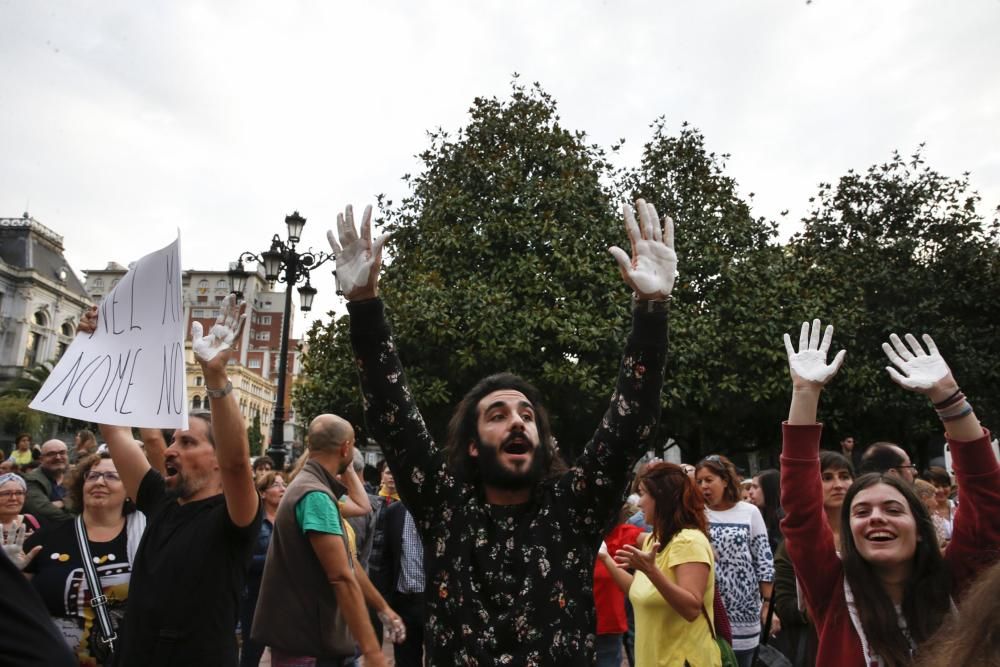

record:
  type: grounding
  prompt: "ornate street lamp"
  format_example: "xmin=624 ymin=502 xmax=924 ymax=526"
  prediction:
xmin=229 ymin=211 xmax=335 ymax=468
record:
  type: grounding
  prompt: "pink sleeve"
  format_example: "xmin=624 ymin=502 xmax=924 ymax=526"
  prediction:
xmin=779 ymin=422 xmax=844 ymax=623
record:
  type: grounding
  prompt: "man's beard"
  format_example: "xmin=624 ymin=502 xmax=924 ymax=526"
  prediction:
xmin=475 ymin=434 xmax=547 ymax=490
xmin=166 ymin=469 xmax=211 ymax=501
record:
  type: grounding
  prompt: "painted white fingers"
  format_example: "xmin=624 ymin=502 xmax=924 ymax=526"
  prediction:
xmin=608 ymin=199 xmax=679 ymax=300
xmin=882 ymin=333 xmax=950 ymax=391
xmin=784 ymin=319 xmax=846 ymax=386
xmin=192 ymin=294 xmax=244 ymax=362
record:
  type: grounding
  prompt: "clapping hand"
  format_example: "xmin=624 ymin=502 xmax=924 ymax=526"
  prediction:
xmin=783 ymin=319 xmax=846 ymax=389
xmin=1 ymin=522 xmax=41 ymax=571
xmin=882 ymin=333 xmax=956 ymax=398
xmin=609 ymin=199 xmax=677 ymax=300
xmin=191 ymin=294 xmax=245 ymax=366
xmin=614 ymin=542 xmax=659 ymax=575
xmin=327 ymin=204 xmax=390 ymax=301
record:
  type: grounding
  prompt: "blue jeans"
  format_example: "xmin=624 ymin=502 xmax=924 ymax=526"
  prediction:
xmin=596 ymin=633 xmax=623 ymax=667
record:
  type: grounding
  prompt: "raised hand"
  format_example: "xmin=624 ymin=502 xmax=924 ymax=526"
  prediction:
xmin=609 ymin=199 xmax=677 ymax=299
xmin=783 ymin=319 xmax=846 ymax=388
xmin=882 ymin=333 xmax=955 ymax=396
xmin=191 ymin=294 xmax=245 ymax=366
xmin=2 ymin=522 xmax=41 ymax=571
xmin=327 ymin=204 xmax=390 ymax=301
xmin=77 ymin=305 xmax=98 ymax=335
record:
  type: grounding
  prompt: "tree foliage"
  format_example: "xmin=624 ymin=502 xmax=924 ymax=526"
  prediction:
xmin=787 ymin=147 xmax=1000 ymax=461
xmin=296 ymin=80 xmax=629 ymax=457
xmin=625 ymin=120 xmax=790 ymax=461
xmin=295 ymin=83 xmax=999 ymax=471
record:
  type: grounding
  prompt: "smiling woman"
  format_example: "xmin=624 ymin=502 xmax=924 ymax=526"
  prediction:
xmin=23 ymin=452 xmax=146 ymax=665
xmin=779 ymin=320 xmax=1000 ymax=667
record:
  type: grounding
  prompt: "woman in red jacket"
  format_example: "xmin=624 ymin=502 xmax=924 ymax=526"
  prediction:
xmin=779 ymin=320 xmax=1000 ymax=667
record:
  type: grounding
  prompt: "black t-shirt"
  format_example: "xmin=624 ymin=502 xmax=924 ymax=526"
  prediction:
xmin=25 ymin=519 xmax=131 ymax=662
xmin=118 ymin=469 xmax=262 ymax=667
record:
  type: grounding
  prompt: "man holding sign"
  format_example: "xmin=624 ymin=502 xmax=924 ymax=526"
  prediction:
xmin=87 ymin=295 xmax=262 ymax=667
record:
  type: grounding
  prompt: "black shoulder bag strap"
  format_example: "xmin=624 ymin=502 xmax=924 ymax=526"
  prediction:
xmin=73 ymin=516 xmax=118 ymax=655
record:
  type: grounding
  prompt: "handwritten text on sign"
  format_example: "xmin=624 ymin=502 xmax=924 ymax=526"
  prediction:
xmin=30 ymin=237 xmax=189 ymax=429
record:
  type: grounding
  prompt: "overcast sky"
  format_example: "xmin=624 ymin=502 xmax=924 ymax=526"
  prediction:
xmin=3 ymin=0 xmax=998 ymax=332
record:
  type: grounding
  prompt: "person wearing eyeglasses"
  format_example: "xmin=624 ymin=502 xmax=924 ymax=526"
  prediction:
xmin=23 ymin=440 xmax=73 ymax=528
xmin=858 ymin=442 xmax=919 ymax=484
xmin=22 ymin=451 xmax=146 ymax=665
xmin=0 ymin=472 xmax=39 ymax=539
xmin=239 ymin=470 xmax=286 ymax=667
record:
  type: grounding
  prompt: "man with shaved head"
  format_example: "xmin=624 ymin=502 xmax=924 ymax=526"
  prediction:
xmin=253 ymin=414 xmax=396 ymax=667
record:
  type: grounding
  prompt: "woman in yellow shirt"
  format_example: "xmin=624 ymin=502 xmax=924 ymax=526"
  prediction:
xmin=601 ymin=462 xmax=721 ymax=667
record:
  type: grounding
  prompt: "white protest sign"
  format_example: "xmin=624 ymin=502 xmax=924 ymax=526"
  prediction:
xmin=30 ymin=236 xmax=189 ymax=429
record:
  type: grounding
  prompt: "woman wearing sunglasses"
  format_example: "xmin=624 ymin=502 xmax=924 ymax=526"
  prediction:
xmin=23 ymin=451 xmax=146 ymax=665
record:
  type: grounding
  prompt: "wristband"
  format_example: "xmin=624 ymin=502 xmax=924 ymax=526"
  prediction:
xmin=940 ymin=403 xmax=973 ymax=422
xmin=932 ymin=389 xmax=964 ymax=410
xmin=632 ymin=295 xmax=670 ymax=313
xmin=205 ymin=380 xmax=233 ymax=399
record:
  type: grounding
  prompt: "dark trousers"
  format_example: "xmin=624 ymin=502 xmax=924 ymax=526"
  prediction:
xmin=390 ymin=592 xmax=425 ymax=667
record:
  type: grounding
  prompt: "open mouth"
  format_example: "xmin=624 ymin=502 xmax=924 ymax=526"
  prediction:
xmin=502 ymin=435 xmax=532 ymax=456
xmin=164 ymin=462 xmax=179 ymax=478
xmin=865 ymin=530 xmax=896 ymax=542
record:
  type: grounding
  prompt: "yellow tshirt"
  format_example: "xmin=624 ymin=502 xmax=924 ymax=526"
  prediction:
xmin=629 ymin=529 xmax=721 ymax=667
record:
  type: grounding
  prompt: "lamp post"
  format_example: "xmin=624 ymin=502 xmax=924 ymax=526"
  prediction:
xmin=228 ymin=211 xmax=333 ymax=469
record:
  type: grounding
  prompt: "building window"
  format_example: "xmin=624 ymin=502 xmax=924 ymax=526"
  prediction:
xmin=111 ymin=279 xmax=120 ymax=288
xmin=56 ymin=342 xmax=68 ymax=360
xmin=199 ymin=279 xmax=209 ymax=289
xmin=215 ymin=295 xmax=224 ymax=302
xmin=34 ymin=311 xmax=47 ymax=326
xmin=61 ymin=322 xmax=74 ymax=336
xmin=216 ymin=280 xmax=227 ymax=289
xmin=192 ymin=396 xmax=202 ymax=410
xmin=248 ymin=359 xmax=261 ymax=368
xmin=23 ymin=332 xmax=41 ymax=367
xmin=260 ymin=315 xmax=272 ymax=325
xmin=197 ymin=295 xmax=207 ymax=303
xmin=256 ymin=332 xmax=270 ymax=342
xmin=94 ymin=278 xmax=104 ymax=289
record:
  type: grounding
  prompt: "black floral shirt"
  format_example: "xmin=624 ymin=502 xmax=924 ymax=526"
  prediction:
xmin=348 ymin=299 xmax=668 ymax=666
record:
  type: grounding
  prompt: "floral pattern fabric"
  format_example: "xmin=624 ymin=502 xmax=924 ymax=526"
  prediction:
xmin=348 ymin=298 xmax=668 ymax=666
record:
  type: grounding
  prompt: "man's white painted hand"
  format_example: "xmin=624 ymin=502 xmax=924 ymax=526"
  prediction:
xmin=326 ymin=204 xmax=390 ymax=301
xmin=783 ymin=319 xmax=846 ymax=387
xmin=191 ymin=293 xmax=245 ymax=362
xmin=609 ymin=199 xmax=677 ymax=299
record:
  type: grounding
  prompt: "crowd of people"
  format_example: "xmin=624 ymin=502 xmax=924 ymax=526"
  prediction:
xmin=1 ymin=199 xmax=998 ymax=667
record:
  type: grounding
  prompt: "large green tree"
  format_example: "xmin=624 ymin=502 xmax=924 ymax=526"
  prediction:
xmin=787 ymin=147 xmax=1000 ymax=464
xmin=295 ymin=80 xmax=632 ymax=458
xmin=625 ymin=120 xmax=791 ymax=462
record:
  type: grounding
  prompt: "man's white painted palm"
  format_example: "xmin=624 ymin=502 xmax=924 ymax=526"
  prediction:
xmin=627 ymin=240 xmax=677 ymax=296
xmin=609 ymin=200 xmax=677 ymax=299
xmin=783 ymin=319 xmax=846 ymax=386
xmin=2 ymin=522 xmax=35 ymax=571
xmin=326 ymin=204 xmax=389 ymax=299
xmin=882 ymin=333 xmax=950 ymax=392
xmin=191 ymin=294 xmax=243 ymax=362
